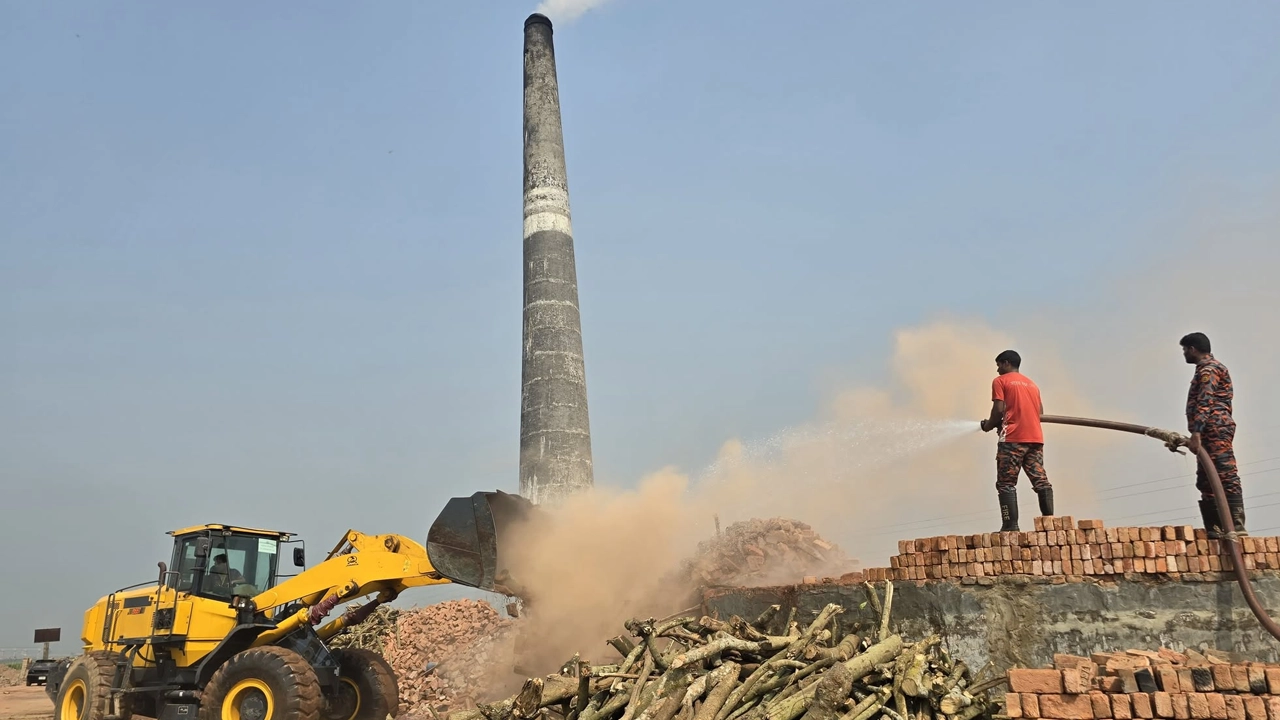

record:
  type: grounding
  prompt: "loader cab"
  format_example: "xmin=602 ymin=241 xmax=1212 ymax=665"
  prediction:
xmin=168 ymin=525 xmax=293 ymax=601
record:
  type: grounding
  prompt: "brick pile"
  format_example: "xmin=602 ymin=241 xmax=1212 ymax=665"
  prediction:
xmin=1005 ymin=649 xmax=1280 ymax=720
xmin=379 ymin=599 xmax=518 ymax=715
xmin=836 ymin=517 xmax=1280 ymax=584
xmin=682 ymin=518 xmax=856 ymax=587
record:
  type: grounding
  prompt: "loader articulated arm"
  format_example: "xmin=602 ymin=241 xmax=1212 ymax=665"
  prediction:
xmin=249 ymin=530 xmax=450 ymax=646
xmin=247 ymin=490 xmax=534 ymax=647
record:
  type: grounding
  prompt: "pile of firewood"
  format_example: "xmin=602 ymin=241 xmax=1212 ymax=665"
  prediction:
xmin=445 ymin=582 xmax=999 ymax=720
xmin=328 ymin=604 xmax=401 ymax=654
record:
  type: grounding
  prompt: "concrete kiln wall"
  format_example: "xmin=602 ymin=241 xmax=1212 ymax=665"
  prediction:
xmin=702 ymin=575 xmax=1280 ymax=673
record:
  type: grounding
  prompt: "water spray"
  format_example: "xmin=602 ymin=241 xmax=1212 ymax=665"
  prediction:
xmin=1041 ymin=414 xmax=1280 ymax=641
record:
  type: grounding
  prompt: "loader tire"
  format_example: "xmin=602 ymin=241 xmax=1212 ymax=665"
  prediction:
xmin=55 ymin=652 xmax=131 ymax=720
xmin=324 ymin=649 xmax=399 ymax=720
xmin=200 ymin=646 xmax=322 ymax=720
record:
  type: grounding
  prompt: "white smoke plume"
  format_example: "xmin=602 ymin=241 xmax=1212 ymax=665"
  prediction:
xmin=534 ymin=0 xmax=616 ymax=23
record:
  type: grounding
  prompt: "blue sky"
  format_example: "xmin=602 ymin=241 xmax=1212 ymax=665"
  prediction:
xmin=3 ymin=1 xmax=1280 ymax=652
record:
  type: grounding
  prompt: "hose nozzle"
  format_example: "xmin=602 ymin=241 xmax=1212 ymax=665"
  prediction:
xmin=1142 ymin=426 xmax=1189 ymax=455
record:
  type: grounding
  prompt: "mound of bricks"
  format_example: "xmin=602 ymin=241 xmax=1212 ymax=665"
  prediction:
xmin=840 ymin=517 xmax=1280 ymax=583
xmin=381 ymin=599 xmax=518 ymax=715
xmin=683 ymin=518 xmax=856 ymax=587
xmin=1005 ymin=648 xmax=1280 ymax=720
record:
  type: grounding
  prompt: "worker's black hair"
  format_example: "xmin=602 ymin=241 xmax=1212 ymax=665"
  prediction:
xmin=214 ymin=554 xmax=227 ymax=563
xmin=1180 ymin=332 xmax=1211 ymax=354
xmin=995 ymin=350 xmax=1021 ymax=369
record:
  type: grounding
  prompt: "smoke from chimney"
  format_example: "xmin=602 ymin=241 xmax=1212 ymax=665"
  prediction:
xmin=533 ymin=0 xmax=616 ymax=24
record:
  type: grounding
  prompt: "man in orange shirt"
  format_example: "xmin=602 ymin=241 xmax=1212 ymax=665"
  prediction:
xmin=980 ymin=350 xmax=1052 ymax=531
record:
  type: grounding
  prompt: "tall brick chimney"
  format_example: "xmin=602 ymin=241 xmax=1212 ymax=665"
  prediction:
xmin=519 ymin=13 xmax=594 ymax=505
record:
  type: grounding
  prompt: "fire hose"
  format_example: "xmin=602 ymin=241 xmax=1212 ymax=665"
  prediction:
xmin=1040 ymin=414 xmax=1280 ymax=641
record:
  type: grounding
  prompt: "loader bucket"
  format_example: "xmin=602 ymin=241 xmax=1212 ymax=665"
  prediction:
xmin=426 ymin=490 xmax=534 ymax=592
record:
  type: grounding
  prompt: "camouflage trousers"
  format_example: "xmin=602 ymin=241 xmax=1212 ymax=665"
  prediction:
xmin=996 ymin=442 xmax=1051 ymax=491
xmin=1195 ymin=421 xmax=1241 ymax=498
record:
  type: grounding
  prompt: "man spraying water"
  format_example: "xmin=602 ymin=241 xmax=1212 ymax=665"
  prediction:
xmin=980 ymin=350 xmax=1055 ymax=531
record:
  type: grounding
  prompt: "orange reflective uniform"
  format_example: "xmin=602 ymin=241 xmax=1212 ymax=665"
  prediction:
xmin=992 ymin=372 xmax=1044 ymax=444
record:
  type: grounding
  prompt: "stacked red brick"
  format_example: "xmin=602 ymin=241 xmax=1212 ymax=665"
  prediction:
xmin=853 ymin=517 xmax=1280 ymax=583
xmin=1006 ymin=650 xmax=1280 ymax=720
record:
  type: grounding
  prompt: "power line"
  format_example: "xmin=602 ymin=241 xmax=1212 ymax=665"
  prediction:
xmin=865 ymin=467 xmax=1249 ymax=534
xmin=847 ymin=508 xmax=991 ymax=534
xmin=1101 ymin=467 xmax=1280 ymax=501
xmin=1097 ymin=455 xmax=1280 ymax=496
xmin=851 ymin=466 xmax=1280 ymax=541
xmin=1109 ymin=498 xmax=1280 ymax=528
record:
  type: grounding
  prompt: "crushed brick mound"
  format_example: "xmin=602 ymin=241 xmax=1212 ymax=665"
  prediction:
xmin=0 ymin=663 xmax=22 ymax=687
xmin=370 ymin=599 xmax=517 ymax=715
xmin=1006 ymin=647 xmax=1280 ymax=720
xmin=682 ymin=518 xmax=855 ymax=587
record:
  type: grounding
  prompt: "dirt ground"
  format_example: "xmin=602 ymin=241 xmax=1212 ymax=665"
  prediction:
xmin=0 ymin=685 xmax=53 ymax=720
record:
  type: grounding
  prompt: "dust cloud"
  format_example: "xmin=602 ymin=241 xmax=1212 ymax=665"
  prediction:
xmin=496 ymin=193 xmax=1280 ymax=676
xmin=497 ymin=320 xmax=1116 ymax=674
xmin=499 ymin=469 xmax=704 ymax=673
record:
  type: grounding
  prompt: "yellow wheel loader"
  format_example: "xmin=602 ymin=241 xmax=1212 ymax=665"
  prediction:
xmin=46 ymin=491 xmax=531 ymax=720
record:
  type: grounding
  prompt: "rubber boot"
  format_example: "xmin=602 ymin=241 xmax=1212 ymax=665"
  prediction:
xmin=998 ymin=488 xmax=1019 ymax=532
xmin=1228 ymin=495 xmax=1248 ymax=536
xmin=1036 ymin=487 xmax=1054 ymax=516
xmin=1198 ymin=497 xmax=1223 ymax=539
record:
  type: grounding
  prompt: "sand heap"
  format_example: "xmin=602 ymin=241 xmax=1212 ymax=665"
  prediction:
xmin=0 ymin=663 xmax=22 ymax=687
xmin=681 ymin=517 xmax=855 ymax=587
xmin=371 ymin=600 xmax=518 ymax=715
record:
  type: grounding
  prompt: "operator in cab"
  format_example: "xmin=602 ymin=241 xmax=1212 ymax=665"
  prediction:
xmin=207 ymin=553 xmax=244 ymax=593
